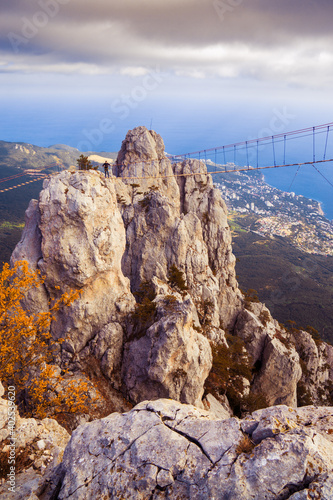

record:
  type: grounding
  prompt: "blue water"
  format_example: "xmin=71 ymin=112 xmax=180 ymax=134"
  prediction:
xmin=1 ymin=89 xmax=332 ymax=220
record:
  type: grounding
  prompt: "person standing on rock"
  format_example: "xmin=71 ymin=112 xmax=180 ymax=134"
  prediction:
xmin=103 ymin=161 xmax=110 ymax=178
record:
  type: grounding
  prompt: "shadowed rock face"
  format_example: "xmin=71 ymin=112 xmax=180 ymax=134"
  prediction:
xmin=49 ymin=400 xmax=333 ymax=500
xmin=123 ymin=295 xmax=212 ymax=408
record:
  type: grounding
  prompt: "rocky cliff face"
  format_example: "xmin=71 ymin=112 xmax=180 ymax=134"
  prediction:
xmin=117 ymin=128 xmax=241 ymax=332
xmin=10 ymin=126 xmax=333 ymax=415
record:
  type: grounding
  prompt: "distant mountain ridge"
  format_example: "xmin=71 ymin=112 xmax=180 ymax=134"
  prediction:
xmin=0 ymin=140 xmax=117 ymax=171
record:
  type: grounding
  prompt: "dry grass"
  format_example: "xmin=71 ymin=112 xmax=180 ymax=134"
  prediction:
xmin=236 ymin=435 xmax=255 ymax=456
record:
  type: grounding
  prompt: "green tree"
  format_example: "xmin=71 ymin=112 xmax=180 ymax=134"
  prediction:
xmin=77 ymin=154 xmax=96 ymax=171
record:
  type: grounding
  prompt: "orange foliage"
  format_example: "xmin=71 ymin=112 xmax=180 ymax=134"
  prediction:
xmin=0 ymin=260 xmax=96 ymax=419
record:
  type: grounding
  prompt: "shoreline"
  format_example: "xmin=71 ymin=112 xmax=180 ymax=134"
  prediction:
xmin=263 ymin=176 xmax=332 ymax=222
xmin=317 ymin=201 xmax=325 ymax=217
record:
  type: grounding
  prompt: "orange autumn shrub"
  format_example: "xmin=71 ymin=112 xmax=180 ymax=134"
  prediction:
xmin=0 ymin=260 xmax=96 ymax=419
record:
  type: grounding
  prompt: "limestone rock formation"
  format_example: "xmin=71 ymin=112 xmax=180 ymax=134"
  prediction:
xmin=11 ymin=170 xmax=135 ymax=365
xmin=174 ymin=159 xmax=241 ymax=328
xmin=9 ymin=125 xmax=333 ymax=419
xmin=293 ymin=328 xmax=333 ymax=406
xmin=7 ymin=125 xmax=333 ymax=500
xmin=47 ymin=399 xmax=333 ymax=500
xmin=115 ymin=126 xmax=180 ymax=203
xmin=117 ymin=128 xmax=242 ymax=335
xmin=37 ymin=170 xmax=135 ymax=354
xmin=235 ymin=303 xmax=302 ymax=407
xmin=10 ymin=126 xmax=242 ymax=411
xmin=235 ymin=300 xmax=333 ymax=409
xmin=123 ymin=293 xmax=212 ymax=407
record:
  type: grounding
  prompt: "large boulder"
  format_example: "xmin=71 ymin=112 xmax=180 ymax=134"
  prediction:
xmin=252 ymin=334 xmax=302 ymax=407
xmin=47 ymin=399 xmax=333 ymax=499
xmin=235 ymin=302 xmax=302 ymax=407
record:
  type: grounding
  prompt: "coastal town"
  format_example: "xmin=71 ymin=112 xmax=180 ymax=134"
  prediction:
xmin=212 ymin=166 xmax=333 ymax=256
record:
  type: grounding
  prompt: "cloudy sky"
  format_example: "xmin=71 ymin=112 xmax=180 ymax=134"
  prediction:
xmin=1 ymin=0 xmax=333 ymax=153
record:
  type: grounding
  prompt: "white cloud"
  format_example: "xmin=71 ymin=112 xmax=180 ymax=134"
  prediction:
xmin=120 ymin=67 xmax=151 ymax=77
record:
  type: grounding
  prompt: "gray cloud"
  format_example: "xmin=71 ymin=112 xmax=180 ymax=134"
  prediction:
xmin=4 ymin=0 xmax=333 ymax=43
xmin=2 ymin=0 xmax=333 ymax=86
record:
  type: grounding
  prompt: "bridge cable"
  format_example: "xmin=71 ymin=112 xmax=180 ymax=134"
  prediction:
xmin=288 ymin=165 xmax=301 ymax=192
xmin=1 ymin=159 xmax=332 ymax=194
xmin=311 ymin=164 xmax=333 ymax=189
xmin=323 ymin=125 xmax=330 ymax=161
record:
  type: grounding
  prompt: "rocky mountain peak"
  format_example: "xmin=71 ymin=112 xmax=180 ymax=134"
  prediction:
xmin=116 ymin=126 xmax=165 ymax=167
xmin=10 ymin=125 xmax=333 ymax=419
xmin=115 ymin=126 xmax=180 ymax=203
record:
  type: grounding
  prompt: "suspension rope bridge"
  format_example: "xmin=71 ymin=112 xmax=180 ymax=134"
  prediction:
xmin=0 ymin=163 xmax=58 ymax=193
xmin=0 ymin=172 xmax=28 ymax=184
xmin=168 ymin=122 xmax=333 ymax=164
xmin=0 ymin=175 xmax=48 ymax=194
xmin=1 ymin=122 xmax=333 ymax=193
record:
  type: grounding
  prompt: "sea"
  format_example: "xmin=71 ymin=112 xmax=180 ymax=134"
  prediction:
xmin=1 ymin=95 xmax=332 ymax=220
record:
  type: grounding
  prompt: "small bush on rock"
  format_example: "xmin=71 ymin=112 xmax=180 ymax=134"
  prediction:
xmin=259 ymin=310 xmax=270 ymax=326
xmin=241 ymin=392 xmax=268 ymax=414
xmin=205 ymin=334 xmax=253 ymax=416
xmin=306 ymin=326 xmax=322 ymax=345
xmin=163 ymin=294 xmax=178 ymax=312
xmin=297 ymin=380 xmax=313 ymax=406
xmin=168 ymin=265 xmax=188 ymax=294
xmin=138 ymin=195 xmax=150 ymax=210
xmin=274 ymin=329 xmax=294 ymax=353
xmin=243 ymin=289 xmax=260 ymax=310
xmin=196 ymin=298 xmax=214 ymax=328
xmin=129 ymin=281 xmax=157 ymax=340
xmin=0 ymin=443 xmax=34 ymax=479
xmin=76 ymin=154 xmax=98 ymax=171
